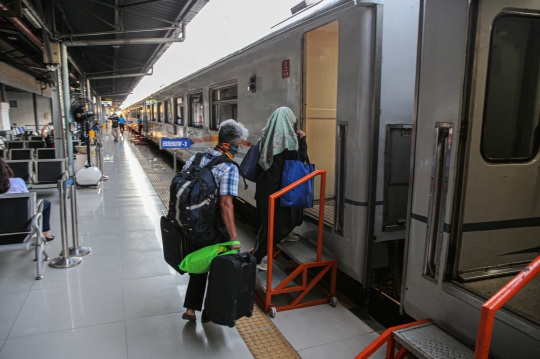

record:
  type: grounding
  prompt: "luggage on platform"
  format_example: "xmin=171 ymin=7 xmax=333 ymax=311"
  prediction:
xmin=160 ymin=216 xmax=193 ymax=274
xmin=206 ymin=251 xmax=256 ymax=327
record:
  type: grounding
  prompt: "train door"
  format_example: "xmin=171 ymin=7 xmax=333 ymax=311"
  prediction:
xmin=452 ymin=1 xmax=540 ymax=321
xmin=302 ymin=21 xmax=341 ymax=229
xmin=402 ymin=1 xmax=540 ymax=357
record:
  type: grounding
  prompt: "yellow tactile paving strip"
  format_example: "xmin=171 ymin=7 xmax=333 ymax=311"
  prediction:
xmin=129 ymin=142 xmax=300 ymax=359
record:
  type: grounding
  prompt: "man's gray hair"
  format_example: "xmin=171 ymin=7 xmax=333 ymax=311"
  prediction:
xmin=218 ymin=119 xmax=249 ymax=145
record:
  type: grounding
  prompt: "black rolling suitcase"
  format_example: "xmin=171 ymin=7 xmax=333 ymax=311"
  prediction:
xmin=160 ymin=216 xmax=193 ymax=274
xmin=206 ymin=251 xmax=256 ymax=327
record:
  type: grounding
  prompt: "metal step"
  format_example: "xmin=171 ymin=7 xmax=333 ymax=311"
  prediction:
xmin=256 ymin=261 xmax=297 ymax=291
xmin=277 ymin=239 xmax=332 ymax=264
xmin=393 ymin=322 xmax=474 ymax=359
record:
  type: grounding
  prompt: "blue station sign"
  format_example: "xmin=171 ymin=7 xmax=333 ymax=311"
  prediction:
xmin=160 ymin=137 xmax=194 ymax=150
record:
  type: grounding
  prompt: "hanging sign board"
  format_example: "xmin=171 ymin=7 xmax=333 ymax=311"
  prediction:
xmin=160 ymin=137 xmax=194 ymax=150
xmin=282 ymin=59 xmax=290 ymax=78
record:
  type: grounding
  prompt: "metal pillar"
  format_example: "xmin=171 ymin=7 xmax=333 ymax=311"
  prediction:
xmin=61 ymin=44 xmax=74 ymax=173
xmin=0 ymin=83 xmax=6 ymax=103
xmin=68 ymin=183 xmax=91 ymax=256
xmin=49 ymin=179 xmax=82 ymax=268
xmin=50 ymin=72 xmax=65 ymax=159
xmin=32 ymin=93 xmax=39 ymax=132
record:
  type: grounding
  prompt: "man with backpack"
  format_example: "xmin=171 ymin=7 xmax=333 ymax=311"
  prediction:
xmin=110 ymin=114 xmax=120 ymax=142
xmin=173 ymin=119 xmax=249 ymax=322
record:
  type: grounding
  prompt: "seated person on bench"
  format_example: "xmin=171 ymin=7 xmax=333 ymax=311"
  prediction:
xmin=0 ymin=158 xmax=55 ymax=241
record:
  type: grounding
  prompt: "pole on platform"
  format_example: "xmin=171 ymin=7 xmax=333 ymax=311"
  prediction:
xmin=68 ymin=183 xmax=91 ymax=256
xmin=0 ymin=83 xmax=6 ymax=103
xmin=51 ymin=71 xmax=65 ymax=159
xmin=173 ymin=150 xmax=177 ymax=174
xmin=32 ymin=93 xmax=39 ymax=132
xmin=61 ymin=44 xmax=74 ymax=174
xmin=49 ymin=179 xmax=82 ymax=268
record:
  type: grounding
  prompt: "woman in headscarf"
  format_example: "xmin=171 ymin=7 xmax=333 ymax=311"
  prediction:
xmin=252 ymin=107 xmax=307 ymax=270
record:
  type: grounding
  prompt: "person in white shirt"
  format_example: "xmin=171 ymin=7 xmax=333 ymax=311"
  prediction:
xmin=0 ymin=158 xmax=55 ymax=240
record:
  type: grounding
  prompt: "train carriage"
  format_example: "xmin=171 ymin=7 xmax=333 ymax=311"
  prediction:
xmin=124 ymin=0 xmax=540 ymax=357
xmin=125 ymin=0 xmax=420 ymax=288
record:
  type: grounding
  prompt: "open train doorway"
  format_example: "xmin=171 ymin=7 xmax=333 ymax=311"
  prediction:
xmin=302 ymin=21 xmax=339 ymax=228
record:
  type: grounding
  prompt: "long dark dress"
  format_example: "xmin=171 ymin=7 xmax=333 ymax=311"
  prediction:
xmin=252 ymin=137 xmax=308 ymax=264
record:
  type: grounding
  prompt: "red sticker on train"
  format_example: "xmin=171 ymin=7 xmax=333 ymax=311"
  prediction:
xmin=282 ymin=59 xmax=290 ymax=78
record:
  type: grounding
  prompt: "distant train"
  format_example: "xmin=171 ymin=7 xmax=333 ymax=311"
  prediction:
xmin=124 ymin=0 xmax=540 ymax=357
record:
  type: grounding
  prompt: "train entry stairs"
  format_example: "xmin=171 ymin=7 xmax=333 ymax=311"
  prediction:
xmin=255 ymin=169 xmax=338 ymax=317
xmin=355 ymin=254 xmax=540 ymax=359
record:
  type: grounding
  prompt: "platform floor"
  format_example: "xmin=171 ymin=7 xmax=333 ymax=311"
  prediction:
xmin=0 ymin=131 xmax=384 ymax=359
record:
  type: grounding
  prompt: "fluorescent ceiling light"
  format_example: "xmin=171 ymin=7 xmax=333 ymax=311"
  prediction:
xmin=22 ymin=8 xmax=42 ymax=29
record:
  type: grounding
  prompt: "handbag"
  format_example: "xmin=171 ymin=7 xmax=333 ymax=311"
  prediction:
xmin=160 ymin=216 xmax=195 ymax=275
xmin=280 ymin=154 xmax=315 ymax=208
xmin=179 ymin=240 xmax=240 ymax=274
xmin=239 ymin=141 xmax=259 ymax=182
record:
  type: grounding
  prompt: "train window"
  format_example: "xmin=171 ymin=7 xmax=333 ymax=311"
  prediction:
xmin=482 ymin=15 xmax=540 ymax=162
xmin=149 ymin=104 xmax=156 ymax=121
xmin=210 ymin=85 xmax=238 ymax=130
xmin=188 ymin=93 xmax=204 ymax=128
xmin=178 ymin=98 xmax=184 ymax=125
xmin=157 ymin=102 xmax=164 ymax=122
xmin=164 ymin=100 xmax=172 ymax=123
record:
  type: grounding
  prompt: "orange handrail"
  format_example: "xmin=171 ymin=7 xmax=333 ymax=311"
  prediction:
xmin=267 ymin=169 xmax=326 ymax=300
xmin=355 ymin=319 xmax=432 ymax=359
xmin=474 ymin=254 xmax=540 ymax=359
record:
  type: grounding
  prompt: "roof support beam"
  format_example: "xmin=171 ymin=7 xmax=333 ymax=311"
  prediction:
xmin=58 ymin=26 xmax=178 ymax=38
xmin=100 ymin=92 xmax=133 ymax=97
xmin=84 ymin=8 xmax=116 ymax=29
xmin=85 ymin=66 xmax=146 ymax=76
xmin=88 ymin=67 xmax=153 ymax=80
xmin=63 ymin=23 xmax=185 ymax=46
xmin=85 ymin=0 xmax=176 ymax=26
xmin=121 ymin=0 xmax=170 ymax=8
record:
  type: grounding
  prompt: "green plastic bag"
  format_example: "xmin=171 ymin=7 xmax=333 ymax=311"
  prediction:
xmin=179 ymin=241 xmax=240 ymax=274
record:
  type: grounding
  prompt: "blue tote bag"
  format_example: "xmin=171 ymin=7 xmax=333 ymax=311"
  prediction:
xmin=239 ymin=141 xmax=259 ymax=182
xmin=280 ymin=155 xmax=315 ymax=208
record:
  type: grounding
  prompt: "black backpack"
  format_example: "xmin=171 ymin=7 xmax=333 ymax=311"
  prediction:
xmin=167 ymin=153 xmax=246 ymax=237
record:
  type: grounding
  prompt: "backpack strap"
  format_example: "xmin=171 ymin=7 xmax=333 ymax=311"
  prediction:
xmin=191 ymin=153 xmax=205 ymax=167
xmin=204 ymin=155 xmax=248 ymax=190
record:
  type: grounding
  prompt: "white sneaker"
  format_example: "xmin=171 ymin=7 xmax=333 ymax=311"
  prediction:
xmin=282 ymin=233 xmax=300 ymax=242
xmin=257 ymin=262 xmax=268 ymax=271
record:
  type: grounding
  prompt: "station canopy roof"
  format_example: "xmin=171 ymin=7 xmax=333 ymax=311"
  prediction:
xmin=0 ymin=0 xmax=208 ymax=105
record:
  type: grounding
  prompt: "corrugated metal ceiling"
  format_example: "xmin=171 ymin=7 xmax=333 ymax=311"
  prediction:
xmin=0 ymin=0 xmax=208 ymax=104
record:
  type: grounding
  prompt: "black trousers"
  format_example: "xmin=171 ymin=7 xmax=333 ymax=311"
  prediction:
xmin=119 ymin=124 xmax=125 ymax=133
xmin=184 ymin=273 xmax=208 ymax=311
xmin=252 ymin=197 xmax=302 ymax=264
xmin=182 ymin=217 xmax=229 ymax=311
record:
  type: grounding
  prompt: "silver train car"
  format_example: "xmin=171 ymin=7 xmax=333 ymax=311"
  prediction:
xmin=125 ymin=0 xmax=540 ymax=357
xmin=125 ymin=0 xmax=420 ymax=287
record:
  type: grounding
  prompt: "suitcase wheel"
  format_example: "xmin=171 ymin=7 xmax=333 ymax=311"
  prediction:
xmin=268 ymin=307 xmax=276 ymax=318
xmin=246 ymin=310 xmax=253 ymax=318
xmin=228 ymin=321 xmax=235 ymax=328
xmin=328 ymin=296 xmax=338 ymax=307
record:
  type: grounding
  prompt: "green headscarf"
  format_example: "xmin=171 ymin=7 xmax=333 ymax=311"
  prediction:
xmin=258 ymin=107 xmax=299 ymax=171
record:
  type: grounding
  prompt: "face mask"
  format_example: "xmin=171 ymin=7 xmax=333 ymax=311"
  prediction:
xmin=228 ymin=143 xmax=239 ymax=155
